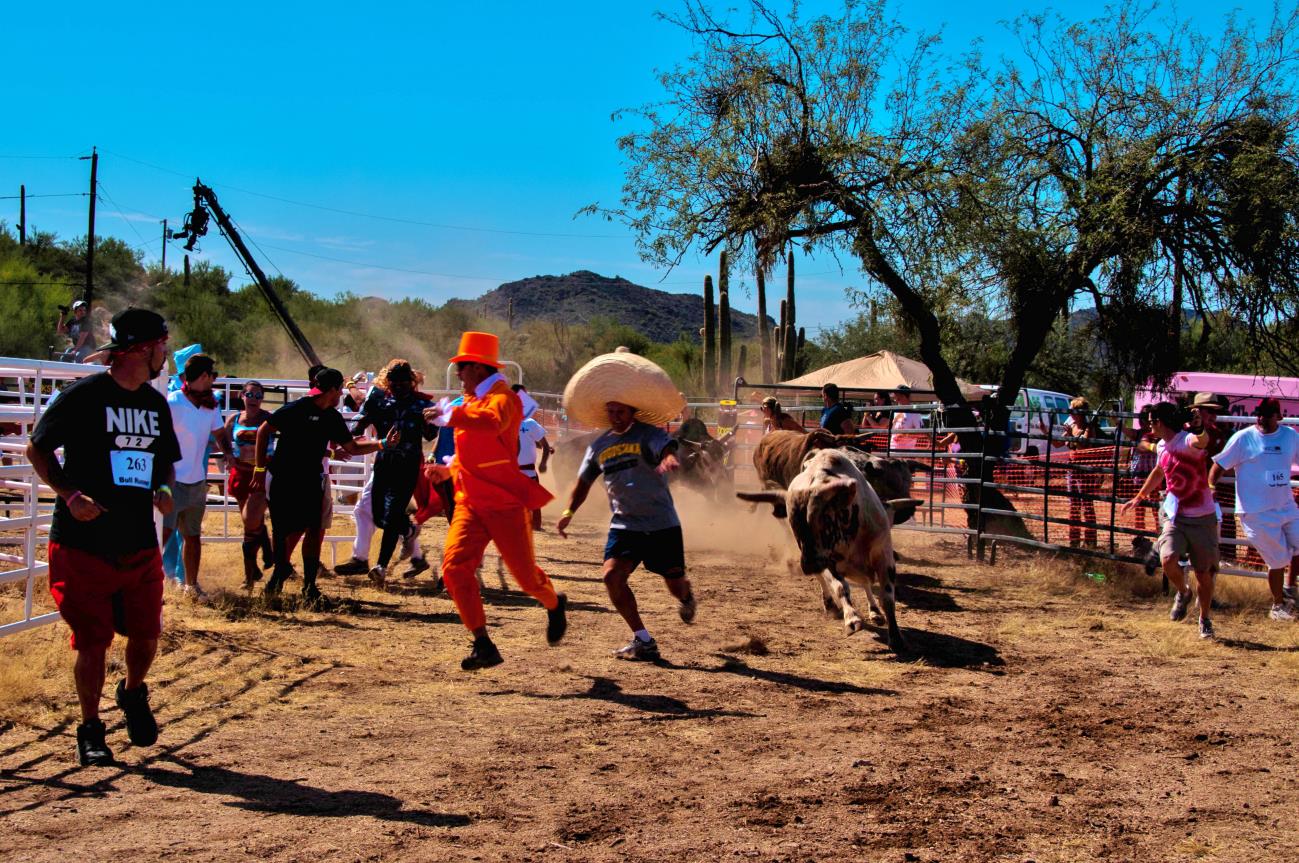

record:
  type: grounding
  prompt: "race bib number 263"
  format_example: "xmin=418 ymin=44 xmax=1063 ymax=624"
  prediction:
xmin=110 ymin=450 xmax=154 ymax=489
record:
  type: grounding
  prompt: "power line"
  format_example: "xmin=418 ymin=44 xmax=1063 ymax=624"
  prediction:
xmin=94 ymin=183 xmax=151 ymax=250
xmin=0 ymin=154 xmax=81 ymax=160
xmin=0 ymin=193 xmax=89 ymax=200
xmin=105 ymin=149 xmax=627 ymax=240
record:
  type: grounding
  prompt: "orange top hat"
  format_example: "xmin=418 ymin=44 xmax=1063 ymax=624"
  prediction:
xmin=449 ymin=331 xmax=500 ymax=367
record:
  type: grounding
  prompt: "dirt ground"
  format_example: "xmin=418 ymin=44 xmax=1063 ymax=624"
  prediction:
xmin=3 ymin=493 xmax=1299 ymax=863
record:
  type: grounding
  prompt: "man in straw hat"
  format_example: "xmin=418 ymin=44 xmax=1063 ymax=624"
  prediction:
xmin=425 ymin=332 xmax=568 ymax=670
xmin=556 ymin=351 xmax=699 ymax=662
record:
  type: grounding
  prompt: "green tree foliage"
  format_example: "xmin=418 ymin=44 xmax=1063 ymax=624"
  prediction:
xmin=600 ymin=0 xmax=1299 ymax=416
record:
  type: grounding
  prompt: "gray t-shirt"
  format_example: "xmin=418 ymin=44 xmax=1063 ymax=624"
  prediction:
xmin=579 ymin=421 xmax=680 ymax=531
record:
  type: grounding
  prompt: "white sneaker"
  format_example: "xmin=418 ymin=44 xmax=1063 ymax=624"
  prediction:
xmin=1270 ymin=602 xmax=1296 ymax=622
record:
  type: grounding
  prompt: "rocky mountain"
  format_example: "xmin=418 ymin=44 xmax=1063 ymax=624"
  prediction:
xmin=445 ymin=270 xmax=772 ymax=344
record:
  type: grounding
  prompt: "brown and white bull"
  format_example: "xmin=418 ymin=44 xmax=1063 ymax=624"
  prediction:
xmin=739 ymin=449 xmax=918 ymax=651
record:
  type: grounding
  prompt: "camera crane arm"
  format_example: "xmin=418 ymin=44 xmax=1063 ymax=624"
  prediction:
xmin=174 ymin=181 xmax=322 ymax=368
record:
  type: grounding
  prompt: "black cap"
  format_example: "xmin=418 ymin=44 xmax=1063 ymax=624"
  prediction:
xmin=308 ymin=367 xmax=345 ymax=395
xmin=97 ymin=308 xmax=167 ymax=352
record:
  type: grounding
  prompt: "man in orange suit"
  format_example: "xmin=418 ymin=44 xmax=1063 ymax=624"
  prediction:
xmin=425 ymin=332 xmax=568 ymax=670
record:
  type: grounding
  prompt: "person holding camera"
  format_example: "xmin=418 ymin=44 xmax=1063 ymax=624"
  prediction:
xmin=56 ymin=300 xmax=94 ymax=363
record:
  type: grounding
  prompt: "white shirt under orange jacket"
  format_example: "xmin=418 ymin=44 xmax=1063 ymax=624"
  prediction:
xmin=448 ymin=374 xmax=554 ymax=511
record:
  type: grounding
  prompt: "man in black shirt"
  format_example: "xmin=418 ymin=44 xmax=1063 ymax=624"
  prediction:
xmin=27 ymin=307 xmax=181 ymax=766
xmin=250 ymin=367 xmax=388 ymax=603
xmin=820 ymin=383 xmax=855 ymax=435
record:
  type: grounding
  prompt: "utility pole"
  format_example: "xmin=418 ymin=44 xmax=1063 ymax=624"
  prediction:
xmin=161 ymin=219 xmax=168 ymax=272
xmin=18 ymin=185 xmax=25 ymax=246
xmin=79 ymin=147 xmax=98 ymax=306
xmin=183 ymin=254 xmax=190 ymax=288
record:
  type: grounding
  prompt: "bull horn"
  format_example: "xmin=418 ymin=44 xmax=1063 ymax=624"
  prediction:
xmin=904 ymin=460 xmax=934 ymax=474
xmin=885 ymin=498 xmax=926 ymax=510
xmin=736 ymin=491 xmax=788 ymax=519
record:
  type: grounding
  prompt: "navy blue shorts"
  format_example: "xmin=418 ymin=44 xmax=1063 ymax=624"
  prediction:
xmin=603 ymin=526 xmax=686 ymax=578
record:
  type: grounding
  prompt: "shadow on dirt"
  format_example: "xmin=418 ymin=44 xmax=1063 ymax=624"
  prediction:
xmin=488 ymin=676 xmax=760 ymax=721
xmin=893 ymin=629 xmax=1005 ymax=669
xmin=142 ymin=755 xmax=471 ymax=826
xmin=899 ymin=572 xmax=982 ymax=593
xmin=1218 ymin=638 xmax=1299 ymax=653
xmin=896 ymin=585 xmax=964 ymax=613
xmin=670 ymin=655 xmax=898 ymax=697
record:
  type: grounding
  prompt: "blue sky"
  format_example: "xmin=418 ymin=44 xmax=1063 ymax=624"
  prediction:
xmin=3 ymin=1 xmax=1273 ymax=335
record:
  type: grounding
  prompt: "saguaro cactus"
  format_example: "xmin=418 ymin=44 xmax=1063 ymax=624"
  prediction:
xmin=703 ymin=275 xmax=716 ymax=396
xmin=781 ymin=250 xmax=798 ymax=380
xmin=737 ymin=344 xmax=748 ymax=382
xmin=756 ymin=265 xmax=771 ymax=382
xmin=718 ymin=251 xmax=732 ymax=391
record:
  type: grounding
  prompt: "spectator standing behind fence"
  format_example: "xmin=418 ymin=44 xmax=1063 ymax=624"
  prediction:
xmin=820 ymin=384 xmax=856 ymax=435
xmin=163 ymin=354 xmax=234 ymax=600
xmin=1121 ymin=401 xmax=1220 ymax=640
xmin=1208 ymin=398 xmax=1299 ymax=621
xmin=761 ymin=396 xmax=805 ymax=434
xmin=56 ymin=300 xmax=94 ymax=363
xmin=1062 ymin=397 xmax=1101 ymax=548
xmin=225 ymin=381 xmax=275 ymax=589
xmin=1119 ymin=405 xmax=1158 ymax=532
xmin=891 ymin=385 xmax=923 ymax=432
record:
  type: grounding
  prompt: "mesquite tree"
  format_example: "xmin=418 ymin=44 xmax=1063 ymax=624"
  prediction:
xmin=598 ymin=0 xmax=1299 ymax=410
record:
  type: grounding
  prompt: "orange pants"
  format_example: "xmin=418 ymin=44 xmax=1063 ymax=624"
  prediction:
xmin=441 ymin=502 xmax=558 ymax=632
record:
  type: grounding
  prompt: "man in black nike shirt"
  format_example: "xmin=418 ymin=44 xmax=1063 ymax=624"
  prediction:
xmin=27 ymin=308 xmax=181 ymax=766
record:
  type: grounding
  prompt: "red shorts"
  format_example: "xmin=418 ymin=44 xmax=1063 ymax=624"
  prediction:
xmin=228 ymin=463 xmax=252 ymax=503
xmin=47 ymin=542 xmax=164 ymax=650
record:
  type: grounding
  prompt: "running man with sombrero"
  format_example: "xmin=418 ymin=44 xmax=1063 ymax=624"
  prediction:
xmin=425 ymin=332 xmax=568 ymax=670
xmin=556 ymin=351 xmax=699 ymax=661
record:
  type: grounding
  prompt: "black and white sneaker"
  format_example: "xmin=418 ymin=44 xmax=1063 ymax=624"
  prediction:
xmin=403 ymin=557 xmax=430 ymax=579
xmin=1198 ymin=617 xmax=1216 ymax=640
xmin=614 ymin=636 xmax=660 ymax=662
xmin=367 ymin=565 xmax=388 ymax=588
xmin=76 ymin=719 xmax=114 ymax=766
xmin=1170 ymin=588 xmax=1193 ymax=622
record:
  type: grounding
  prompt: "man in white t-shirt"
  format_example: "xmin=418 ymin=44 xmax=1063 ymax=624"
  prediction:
xmin=1209 ymin=398 xmax=1299 ymax=621
xmin=513 ymin=384 xmax=553 ymax=530
xmin=164 ymin=354 xmax=233 ymax=598
xmin=891 ymin=385 xmax=923 ymax=432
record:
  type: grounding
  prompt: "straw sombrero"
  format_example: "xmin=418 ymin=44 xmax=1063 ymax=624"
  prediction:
xmin=563 ymin=352 xmax=686 ymax=427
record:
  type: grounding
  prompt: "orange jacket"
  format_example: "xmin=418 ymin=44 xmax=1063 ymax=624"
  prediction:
xmin=449 ymin=378 xmax=554 ymax=511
